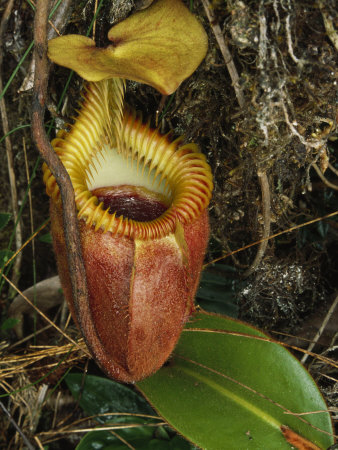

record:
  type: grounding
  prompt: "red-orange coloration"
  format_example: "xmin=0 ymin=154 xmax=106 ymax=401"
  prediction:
xmin=43 ymin=79 xmax=212 ymax=382
xmin=280 ymin=426 xmax=321 ymax=450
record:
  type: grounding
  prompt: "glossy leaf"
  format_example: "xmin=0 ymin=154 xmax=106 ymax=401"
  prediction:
xmin=137 ymin=312 xmax=334 ymax=450
xmin=66 ymin=374 xmax=193 ymax=449
xmin=76 ymin=420 xmax=192 ymax=450
xmin=197 ymin=265 xmax=240 ymax=316
xmin=48 ymin=0 xmax=208 ymax=94
xmin=76 ymin=417 xmax=154 ymax=450
xmin=65 ymin=373 xmax=155 ymax=424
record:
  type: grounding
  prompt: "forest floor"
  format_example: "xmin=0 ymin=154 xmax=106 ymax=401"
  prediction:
xmin=0 ymin=0 xmax=337 ymax=448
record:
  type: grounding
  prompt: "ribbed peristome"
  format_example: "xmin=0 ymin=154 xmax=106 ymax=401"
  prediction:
xmin=43 ymin=78 xmax=213 ymax=240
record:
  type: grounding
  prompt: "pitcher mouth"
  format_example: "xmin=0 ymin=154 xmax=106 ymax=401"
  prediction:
xmin=91 ymin=185 xmax=169 ymax=223
xmin=43 ymin=79 xmax=213 ymax=240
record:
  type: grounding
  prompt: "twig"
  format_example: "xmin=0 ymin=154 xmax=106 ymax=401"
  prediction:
xmin=182 ymin=328 xmax=338 ymax=368
xmin=0 ymin=0 xmax=23 ymax=289
xmin=109 ymin=431 xmax=136 ymax=450
xmin=243 ymin=2 xmax=271 ymax=277
xmin=201 ymin=0 xmax=245 ymax=109
xmin=318 ymin=0 xmax=338 ymax=52
xmin=328 ymin=162 xmax=338 ymax=177
xmin=312 ymin=163 xmax=338 ymax=191
xmin=34 ymin=435 xmax=45 ymax=450
xmin=204 ymin=210 xmax=338 ymax=268
xmin=23 ymin=138 xmax=35 ymax=261
xmin=0 ymin=0 xmax=14 ymax=37
xmin=176 ymin=353 xmax=336 ymax=439
xmin=222 ymin=237 xmax=247 ymax=268
xmin=93 ymin=0 xmax=99 ymax=39
xmin=51 ymin=390 xmax=61 ymax=429
xmin=1 ymin=219 xmax=49 ymax=273
xmin=32 ymin=0 xmax=85 ymax=320
xmin=39 ymin=422 xmax=167 ymax=436
xmin=23 ymin=137 xmax=38 ymax=337
xmin=0 ymin=341 xmax=86 ymax=381
xmin=19 ymin=0 xmax=73 ymax=93
xmin=31 ymin=384 xmax=49 ymax=434
xmin=1 ymin=270 xmax=90 ymax=356
xmin=26 ymin=0 xmax=69 ymax=36
xmin=7 ymin=324 xmax=53 ymax=350
xmin=32 ymin=0 xmax=113 ymax=370
xmin=0 ymin=399 xmax=35 ymax=450
xmin=301 ymin=292 xmax=338 ymax=365
xmin=285 ymin=7 xmax=303 ymax=66
xmin=243 ymin=170 xmax=271 ymax=277
xmin=48 ymin=412 xmax=162 ymax=436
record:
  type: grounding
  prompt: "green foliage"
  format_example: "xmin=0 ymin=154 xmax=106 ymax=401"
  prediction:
xmin=0 ymin=317 xmax=19 ymax=331
xmin=66 ymin=312 xmax=333 ymax=449
xmin=65 ymin=373 xmax=155 ymax=422
xmin=196 ymin=265 xmax=240 ymax=317
xmin=0 ymin=213 xmax=13 ymax=269
xmin=0 ymin=1 xmax=335 ymax=448
xmin=138 ymin=312 xmax=334 ymax=450
xmin=38 ymin=232 xmax=53 ymax=244
xmin=0 ymin=249 xmax=14 ymax=268
xmin=76 ymin=420 xmax=192 ymax=450
xmin=65 ymin=374 xmax=194 ymax=449
xmin=0 ymin=213 xmax=11 ymax=230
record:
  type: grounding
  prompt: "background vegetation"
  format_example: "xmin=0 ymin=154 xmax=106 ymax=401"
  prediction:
xmin=0 ymin=0 xmax=337 ymax=448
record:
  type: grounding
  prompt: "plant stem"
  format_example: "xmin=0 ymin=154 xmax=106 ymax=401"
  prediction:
xmin=32 ymin=0 xmax=89 ymax=350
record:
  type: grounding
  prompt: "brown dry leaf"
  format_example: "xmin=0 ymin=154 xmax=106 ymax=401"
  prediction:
xmin=48 ymin=0 xmax=208 ymax=94
xmin=281 ymin=425 xmax=322 ymax=450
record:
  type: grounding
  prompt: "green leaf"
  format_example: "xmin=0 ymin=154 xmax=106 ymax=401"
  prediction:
xmin=0 ymin=213 xmax=11 ymax=230
xmin=1 ymin=317 xmax=20 ymax=331
xmin=76 ymin=420 xmax=192 ymax=450
xmin=0 ymin=249 xmax=14 ymax=268
xmin=76 ymin=417 xmax=154 ymax=450
xmin=197 ymin=266 xmax=240 ymax=317
xmin=137 ymin=311 xmax=334 ymax=450
xmin=38 ymin=233 xmax=53 ymax=244
xmin=67 ymin=374 xmax=194 ymax=449
xmin=65 ymin=373 xmax=155 ymax=424
xmin=48 ymin=0 xmax=207 ymax=94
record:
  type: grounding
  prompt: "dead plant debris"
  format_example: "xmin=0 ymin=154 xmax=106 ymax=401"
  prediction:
xmin=0 ymin=0 xmax=337 ymax=447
